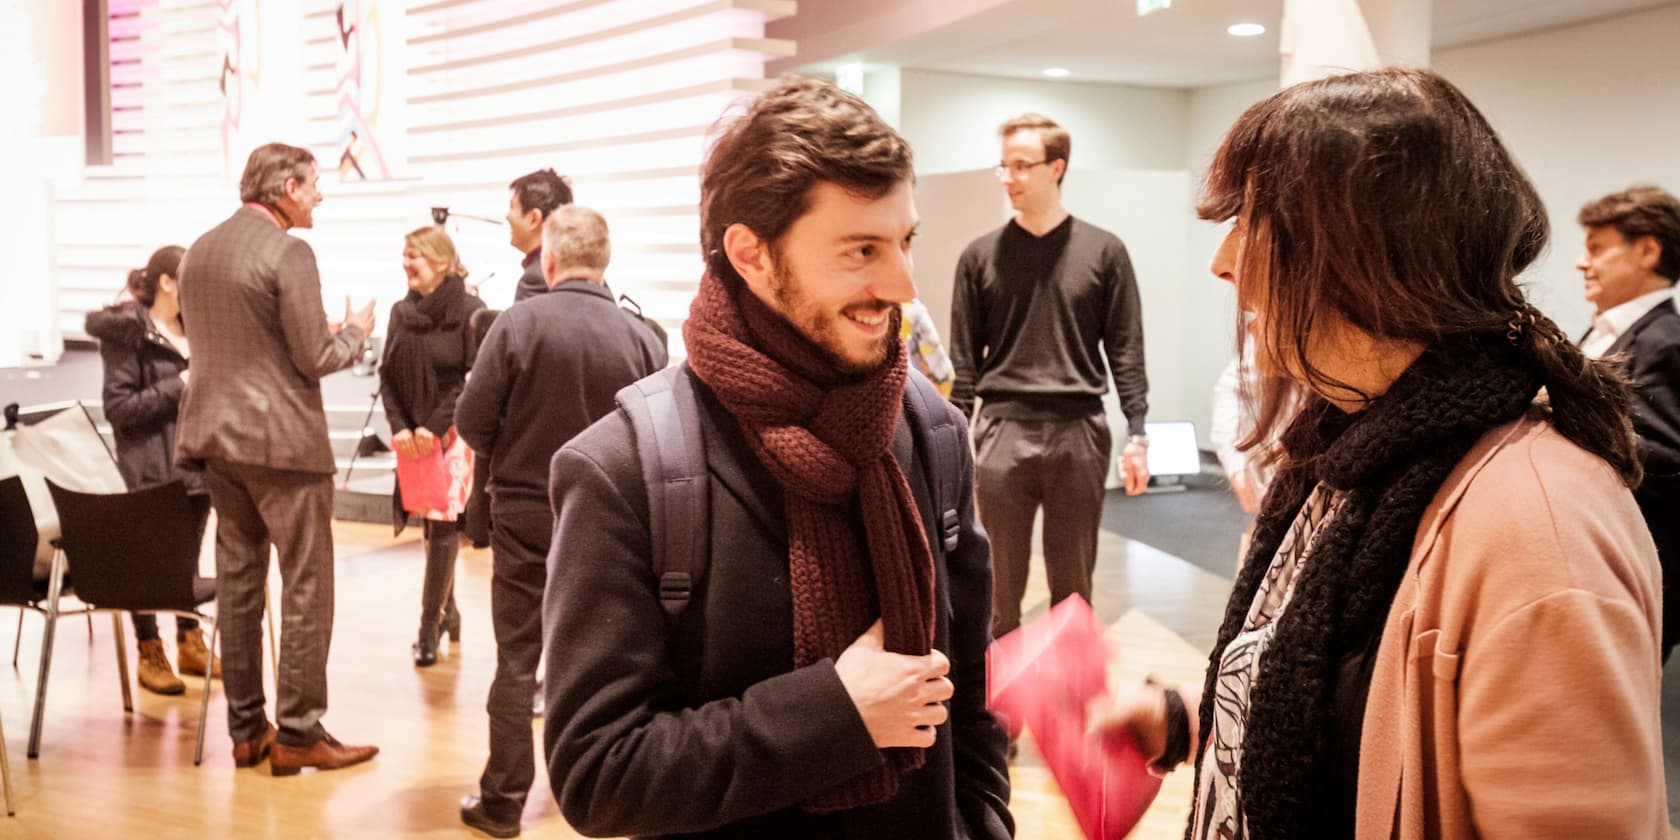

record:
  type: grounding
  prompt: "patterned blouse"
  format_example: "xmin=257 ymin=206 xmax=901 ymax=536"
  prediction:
xmin=901 ymin=299 xmax=954 ymax=397
xmin=1191 ymin=482 xmax=1347 ymax=839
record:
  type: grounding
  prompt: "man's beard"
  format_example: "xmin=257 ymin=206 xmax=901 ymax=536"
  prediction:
xmin=770 ymin=263 xmax=894 ymax=374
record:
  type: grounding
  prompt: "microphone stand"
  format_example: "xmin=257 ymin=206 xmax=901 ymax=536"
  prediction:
xmin=340 ymin=390 xmax=387 ymax=489
xmin=340 ymin=347 xmax=388 ymax=488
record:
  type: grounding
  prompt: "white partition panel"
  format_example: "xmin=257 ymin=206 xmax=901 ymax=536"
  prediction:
xmin=53 ymin=0 xmax=796 ymax=362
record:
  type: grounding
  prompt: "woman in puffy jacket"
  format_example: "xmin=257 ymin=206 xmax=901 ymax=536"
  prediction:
xmin=84 ymin=245 xmax=219 ymax=696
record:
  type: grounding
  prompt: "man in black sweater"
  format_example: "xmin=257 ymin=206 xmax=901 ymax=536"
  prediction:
xmin=455 ymin=205 xmax=667 ymax=838
xmin=504 ymin=168 xmax=573 ymax=302
xmin=950 ymin=113 xmax=1151 ymax=641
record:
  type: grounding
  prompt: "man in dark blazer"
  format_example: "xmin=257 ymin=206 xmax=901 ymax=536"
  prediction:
xmin=176 ymin=142 xmax=379 ymax=773
xmin=455 ymin=205 xmax=667 ymax=838
xmin=541 ymin=78 xmax=1012 ymax=840
xmin=504 ymin=168 xmax=573 ymax=303
xmin=1577 ymin=184 xmax=1680 ymax=661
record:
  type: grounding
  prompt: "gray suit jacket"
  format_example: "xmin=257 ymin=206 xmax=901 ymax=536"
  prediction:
xmin=175 ymin=207 xmax=366 ymax=475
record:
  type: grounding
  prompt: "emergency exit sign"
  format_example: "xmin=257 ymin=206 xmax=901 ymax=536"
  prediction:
xmin=1138 ymin=0 xmax=1171 ymax=15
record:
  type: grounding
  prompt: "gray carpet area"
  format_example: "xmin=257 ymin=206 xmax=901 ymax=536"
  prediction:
xmin=1100 ymin=486 xmax=1250 ymax=580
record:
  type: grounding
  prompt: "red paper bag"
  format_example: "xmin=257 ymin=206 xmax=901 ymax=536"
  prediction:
xmin=988 ymin=595 xmax=1162 ymax=840
xmin=396 ymin=448 xmax=450 ymax=513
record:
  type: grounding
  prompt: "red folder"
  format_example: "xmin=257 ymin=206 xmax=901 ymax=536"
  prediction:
xmin=395 ymin=448 xmax=449 ymax=513
xmin=988 ymin=595 xmax=1162 ymax=840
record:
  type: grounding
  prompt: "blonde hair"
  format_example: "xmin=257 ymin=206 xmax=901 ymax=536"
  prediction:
xmin=404 ymin=225 xmax=468 ymax=279
xmin=542 ymin=205 xmax=611 ymax=272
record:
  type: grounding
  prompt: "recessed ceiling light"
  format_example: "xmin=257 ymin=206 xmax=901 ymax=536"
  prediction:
xmin=1043 ymin=67 xmax=1071 ymax=78
xmin=1227 ymin=22 xmax=1266 ymax=37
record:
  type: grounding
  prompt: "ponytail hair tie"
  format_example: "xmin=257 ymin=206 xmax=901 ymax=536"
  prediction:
xmin=1506 ymin=306 xmax=1538 ymax=344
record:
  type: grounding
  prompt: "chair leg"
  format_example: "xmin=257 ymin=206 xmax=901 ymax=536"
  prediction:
xmin=193 ymin=622 xmax=219 ymax=767
xmin=265 ymin=586 xmax=278 ymax=688
xmin=111 ymin=614 xmax=132 ymax=714
xmin=10 ymin=611 xmax=21 ymax=668
xmin=85 ymin=613 xmax=92 ymax=640
xmin=27 ymin=551 xmax=68 ymax=759
xmin=0 ymin=703 xmax=13 ymax=815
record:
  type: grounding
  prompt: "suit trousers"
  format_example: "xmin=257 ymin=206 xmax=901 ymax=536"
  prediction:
xmin=974 ymin=410 xmax=1111 ymax=639
xmin=202 ymin=459 xmax=336 ymax=747
xmin=478 ymin=508 xmax=552 ymax=818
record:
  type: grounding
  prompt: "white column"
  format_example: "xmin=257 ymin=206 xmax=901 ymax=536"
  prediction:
xmin=1279 ymin=0 xmax=1432 ymax=87
xmin=1359 ymin=0 xmax=1432 ymax=69
xmin=1280 ymin=0 xmax=1380 ymax=87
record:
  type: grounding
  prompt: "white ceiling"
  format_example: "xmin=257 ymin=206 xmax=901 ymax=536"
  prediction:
xmin=795 ymin=0 xmax=1679 ymax=88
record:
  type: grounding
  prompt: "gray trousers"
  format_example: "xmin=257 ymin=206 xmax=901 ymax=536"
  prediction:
xmin=974 ymin=410 xmax=1111 ymax=639
xmin=203 ymin=459 xmax=336 ymax=748
xmin=477 ymin=508 xmax=551 ymax=819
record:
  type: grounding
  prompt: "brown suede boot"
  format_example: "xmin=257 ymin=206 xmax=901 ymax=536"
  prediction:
xmin=176 ymin=628 xmax=221 ymax=678
xmin=136 ymin=639 xmax=185 ymax=695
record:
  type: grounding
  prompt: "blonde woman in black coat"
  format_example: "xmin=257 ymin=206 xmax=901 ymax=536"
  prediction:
xmin=380 ymin=226 xmax=485 ymax=666
xmin=84 ymin=245 xmax=220 ymax=695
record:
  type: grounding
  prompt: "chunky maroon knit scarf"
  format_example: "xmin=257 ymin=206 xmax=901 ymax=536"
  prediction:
xmin=684 ymin=272 xmax=936 ymax=813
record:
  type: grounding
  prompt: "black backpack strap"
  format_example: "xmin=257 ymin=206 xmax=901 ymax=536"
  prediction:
xmin=614 ymin=365 xmax=709 ymax=617
xmin=903 ymin=373 xmax=963 ymax=555
xmin=617 ymin=292 xmax=669 ymax=352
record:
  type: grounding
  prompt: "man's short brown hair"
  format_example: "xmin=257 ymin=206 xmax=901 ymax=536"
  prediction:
xmin=239 ymin=142 xmax=315 ymax=206
xmin=700 ymin=75 xmax=913 ymax=280
xmin=1579 ymin=184 xmax=1680 ymax=282
xmin=999 ymin=113 xmax=1070 ymax=185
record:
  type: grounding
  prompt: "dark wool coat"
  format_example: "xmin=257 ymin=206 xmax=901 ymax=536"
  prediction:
xmin=541 ymin=372 xmax=1013 ymax=840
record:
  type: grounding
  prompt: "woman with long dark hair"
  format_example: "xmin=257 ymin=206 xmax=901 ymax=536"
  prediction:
xmin=84 ymin=245 xmax=220 ymax=695
xmin=380 ymin=226 xmax=485 ymax=666
xmin=1097 ymin=68 xmax=1666 ymax=837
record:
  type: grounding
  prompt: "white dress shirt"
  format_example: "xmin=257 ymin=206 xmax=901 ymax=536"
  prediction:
xmin=1581 ymin=288 xmax=1677 ymax=360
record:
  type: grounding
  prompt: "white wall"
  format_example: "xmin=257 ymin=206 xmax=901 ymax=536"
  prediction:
xmin=47 ymin=0 xmax=791 ymax=365
xmin=1066 ymin=169 xmax=1194 ymax=458
xmin=897 ymin=68 xmax=1190 ymax=174
xmin=1178 ymin=79 xmax=1276 ymax=445
xmin=1433 ymin=3 xmax=1680 ymax=335
xmin=912 ymin=172 xmax=1005 ymax=345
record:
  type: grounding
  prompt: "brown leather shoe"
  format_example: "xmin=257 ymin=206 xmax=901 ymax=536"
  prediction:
xmin=269 ymin=733 xmax=378 ymax=776
xmin=232 ymin=724 xmax=277 ymax=768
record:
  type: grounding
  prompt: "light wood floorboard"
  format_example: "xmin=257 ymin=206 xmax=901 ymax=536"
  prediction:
xmin=13 ymin=515 xmax=1652 ymax=837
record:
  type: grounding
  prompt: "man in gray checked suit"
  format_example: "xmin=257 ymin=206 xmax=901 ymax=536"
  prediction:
xmin=176 ymin=142 xmax=379 ymax=775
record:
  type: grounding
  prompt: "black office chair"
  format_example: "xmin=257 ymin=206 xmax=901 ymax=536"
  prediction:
xmin=40 ymin=479 xmax=221 ymax=764
xmin=0 ymin=476 xmax=33 ymax=814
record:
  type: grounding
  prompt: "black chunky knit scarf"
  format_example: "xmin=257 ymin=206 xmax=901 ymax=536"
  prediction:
xmin=1188 ymin=334 xmax=1544 ymax=839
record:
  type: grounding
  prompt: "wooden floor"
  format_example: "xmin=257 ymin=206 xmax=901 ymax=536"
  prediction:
xmin=0 ymin=514 xmax=1221 ymax=838
xmin=23 ymin=512 xmax=1672 ymax=838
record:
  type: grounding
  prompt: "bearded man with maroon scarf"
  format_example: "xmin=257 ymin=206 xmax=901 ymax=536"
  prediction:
xmin=539 ymin=77 xmax=1013 ymax=839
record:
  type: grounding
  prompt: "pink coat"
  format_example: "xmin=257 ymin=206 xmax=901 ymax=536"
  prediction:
xmin=1355 ymin=412 xmax=1667 ymax=838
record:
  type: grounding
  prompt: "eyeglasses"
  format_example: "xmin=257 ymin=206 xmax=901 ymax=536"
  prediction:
xmin=994 ymin=159 xmax=1051 ymax=179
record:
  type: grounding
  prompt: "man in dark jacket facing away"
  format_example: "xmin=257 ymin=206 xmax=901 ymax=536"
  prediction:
xmin=542 ymin=77 xmax=1012 ymax=839
xmin=455 ymin=205 xmax=667 ymax=837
